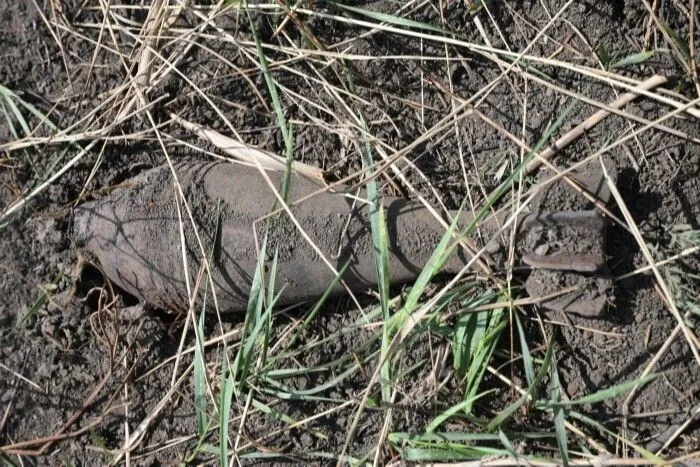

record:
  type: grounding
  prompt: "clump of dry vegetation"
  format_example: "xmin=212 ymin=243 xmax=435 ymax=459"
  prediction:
xmin=1 ymin=0 xmax=699 ymax=464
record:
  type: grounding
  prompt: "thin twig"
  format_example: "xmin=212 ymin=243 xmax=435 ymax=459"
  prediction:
xmin=525 ymin=75 xmax=667 ymax=173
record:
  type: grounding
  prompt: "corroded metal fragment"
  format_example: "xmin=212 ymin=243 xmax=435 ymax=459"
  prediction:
xmin=74 ymin=160 xmax=615 ymax=317
xmin=74 ymin=161 xmax=471 ymax=313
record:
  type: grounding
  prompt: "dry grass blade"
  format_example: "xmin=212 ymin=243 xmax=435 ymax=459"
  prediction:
xmin=621 ymin=323 xmax=682 ymax=452
xmin=615 ymin=246 xmax=700 ymax=281
xmin=691 ymin=0 xmax=699 ymax=97
xmin=525 ymin=75 xmax=668 ymax=173
xmin=3 ymin=0 xmax=699 ymax=463
xmin=114 ymin=0 xmax=184 ymax=120
xmin=0 ymin=363 xmax=42 ymax=391
xmin=0 ymin=140 xmax=98 ymax=222
xmin=651 ymin=402 xmax=700 ymax=454
xmin=0 ymin=323 xmax=144 ymax=456
xmin=170 ymin=113 xmax=325 ymax=181
xmin=599 ymin=159 xmax=700 ymax=367
xmin=286 ymin=3 xmax=700 ymax=121
xmin=112 ymin=364 xmax=194 ymax=464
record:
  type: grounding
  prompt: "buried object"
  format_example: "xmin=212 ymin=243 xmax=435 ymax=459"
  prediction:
xmin=73 ymin=160 xmax=614 ymax=317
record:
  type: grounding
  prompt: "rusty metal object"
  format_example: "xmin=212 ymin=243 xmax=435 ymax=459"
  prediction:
xmin=74 ymin=161 xmax=473 ymax=313
xmin=74 ymin=160 xmax=615 ymax=317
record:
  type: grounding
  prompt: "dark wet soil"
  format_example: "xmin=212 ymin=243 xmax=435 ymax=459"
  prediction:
xmin=1 ymin=0 xmax=699 ymax=463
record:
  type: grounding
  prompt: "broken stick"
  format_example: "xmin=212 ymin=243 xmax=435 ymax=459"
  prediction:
xmin=525 ymin=74 xmax=668 ymax=173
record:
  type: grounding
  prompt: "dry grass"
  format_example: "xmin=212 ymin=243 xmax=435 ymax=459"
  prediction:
xmin=1 ymin=0 xmax=699 ymax=464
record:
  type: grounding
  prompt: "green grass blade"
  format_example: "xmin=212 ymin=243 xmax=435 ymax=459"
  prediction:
xmin=452 ymin=311 xmax=477 ymax=377
xmin=596 ymin=45 xmax=612 ymax=67
xmin=355 ymin=109 xmax=392 ymax=404
xmin=549 ymin=349 xmax=568 ymax=466
xmin=568 ymin=410 xmax=665 ymax=462
xmin=245 ymin=4 xmax=294 ymax=201
xmin=16 ymin=273 xmax=63 ymax=327
xmin=514 ymin=311 xmax=535 ymax=390
xmin=261 ymin=362 xmax=361 ymax=398
xmin=497 ymin=429 xmax=518 ymax=458
xmin=659 ymin=21 xmax=692 ymax=63
xmin=390 ymin=431 xmax=555 ymax=444
xmin=249 ymin=397 xmax=327 ymax=440
xmin=425 ymin=389 xmax=497 ymax=433
xmin=542 ymin=373 xmax=660 ymax=408
xmin=393 ymin=211 xmax=461 ymax=323
xmin=219 ymin=355 xmax=234 ymax=465
xmin=377 ymin=203 xmax=392 ymax=404
xmin=459 ymin=300 xmax=507 ymax=415
xmin=259 ymin=248 xmax=280 ymax=368
xmin=233 ymin=235 xmax=268 ymax=383
xmin=2 ymin=89 xmax=31 ymax=136
xmin=487 ymin=332 xmax=555 ymax=431
xmin=610 ymin=49 xmax=667 ymax=68
xmin=239 ymin=297 xmax=276 ymax=384
xmin=194 ymin=309 xmax=208 ymax=438
xmin=282 ymin=260 xmax=351 ymax=352
xmin=399 ymin=445 xmax=510 ymax=462
xmin=330 ymin=1 xmax=460 ymax=36
xmin=239 ymin=450 xmax=365 ymax=464
xmin=0 ymin=98 xmax=21 ymax=140
xmin=0 ymin=85 xmax=58 ymax=131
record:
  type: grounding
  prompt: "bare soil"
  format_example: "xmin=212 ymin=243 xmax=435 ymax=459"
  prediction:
xmin=1 ymin=0 xmax=699 ymax=464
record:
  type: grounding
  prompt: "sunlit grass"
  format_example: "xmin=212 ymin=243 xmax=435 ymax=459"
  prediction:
xmin=1 ymin=0 xmax=698 ymax=464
